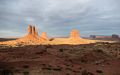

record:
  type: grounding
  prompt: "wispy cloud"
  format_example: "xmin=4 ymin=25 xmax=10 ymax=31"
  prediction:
xmin=0 ymin=0 xmax=120 ymax=37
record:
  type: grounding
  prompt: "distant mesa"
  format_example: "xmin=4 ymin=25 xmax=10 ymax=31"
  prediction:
xmin=90 ymin=34 xmax=119 ymax=39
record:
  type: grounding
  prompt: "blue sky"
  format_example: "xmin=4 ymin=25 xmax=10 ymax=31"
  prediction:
xmin=0 ymin=0 xmax=120 ymax=38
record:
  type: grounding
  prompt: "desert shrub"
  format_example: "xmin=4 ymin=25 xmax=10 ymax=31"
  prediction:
xmin=80 ymin=59 xmax=87 ymax=63
xmin=14 ymin=69 xmax=20 ymax=73
xmin=113 ymin=72 xmax=120 ymax=75
xmin=48 ymin=64 xmax=52 ymax=67
xmin=94 ymin=49 xmax=104 ymax=53
xmin=45 ymin=45 xmax=52 ymax=48
xmin=66 ymin=73 xmax=70 ymax=75
xmin=34 ymin=45 xmax=39 ymax=48
xmin=65 ymin=67 xmax=72 ymax=71
xmin=96 ymin=69 xmax=103 ymax=73
xmin=81 ymin=70 xmax=94 ymax=75
xmin=23 ymin=71 xmax=29 ymax=75
xmin=2 ymin=70 xmax=14 ymax=75
xmin=53 ymin=67 xmax=62 ymax=71
xmin=49 ymin=38 xmax=54 ymax=41
xmin=23 ymin=65 xmax=29 ymax=69
xmin=42 ymin=68 xmax=52 ymax=70
xmin=59 ymin=49 xmax=64 ymax=52
xmin=42 ymin=64 xmax=46 ymax=66
xmin=73 ymin=70 xmax=81 ymax=73
xmin=35 ymin=51 xmax=43 ymax=54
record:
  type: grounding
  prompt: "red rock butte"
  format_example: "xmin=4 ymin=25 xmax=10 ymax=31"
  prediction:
xmin=70 ymin=29 xmax=81 ymax=40
xmin=0 ymin=25 xmax=113 ymax=46
xmin=0 ymin=25 xmax=48 ymax=45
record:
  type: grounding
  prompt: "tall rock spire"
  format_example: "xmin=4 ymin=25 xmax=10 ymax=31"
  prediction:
xmin=32 ymin=26 xmax=38 ymax=36
xmin=28 ymin=25 xmax=32 ymax=35
xmin=27 ymin=25 xmax=39 ymax=37
xmin=32 ymin=26 xmax=36 ymax=36
xmin=35 ymin=27 xmax=38 ymax=36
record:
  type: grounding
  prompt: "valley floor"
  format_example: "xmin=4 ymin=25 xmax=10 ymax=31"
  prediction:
xmin=0 ymin=43 xmax=120 ymax=75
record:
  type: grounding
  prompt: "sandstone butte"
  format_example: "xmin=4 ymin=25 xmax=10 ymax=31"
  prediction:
xmin=0 ymin=25 xmax=48 ymax=45
xmin=0 ymin=25 xmax=113 ymax=46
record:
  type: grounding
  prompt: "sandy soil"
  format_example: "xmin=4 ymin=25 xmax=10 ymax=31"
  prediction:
xmin=0 ymin=42 xmax=120 ymax=75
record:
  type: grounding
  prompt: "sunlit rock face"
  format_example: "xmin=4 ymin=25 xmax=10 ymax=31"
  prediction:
xmin=70 ymin=29 xmax=81 ymax=40
xmin=16 ymin=25 xmax=48 ymax=45
xmin=28 ymin=25 xmax=32 ymax=35
xmin=34 ymin=27 xmax=38 ymax=37
xmin=42 ymin=29 xmax=98 ymax=45
xmin=28 ymin=25 xmax=38 ymax=37
xmin=41 ymin=32 xmax=48 ymax=40
xmin=32 ymin=26 xmax=38 ymax=37
xmin=0 ymin=25 xmax=48 ymax=45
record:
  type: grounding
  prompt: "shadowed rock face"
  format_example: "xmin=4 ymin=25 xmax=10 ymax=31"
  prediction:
xmin=32 ymin=26 xmax=36 ymax=36
xmin=28 ymin=25 xmax=32 ymax=35
xmin=35 ymin=28 xmax=38 ymax=36
xmin=70 ymin=29 xmax=81 ymax=40
xmin=28 ymin=25 xmax=38 ymax=37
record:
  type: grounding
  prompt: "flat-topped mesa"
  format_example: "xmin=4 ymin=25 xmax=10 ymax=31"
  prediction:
xmin=70 ymin=29 xmax=81 ymax=40
xmin=41 ymin=32 xmax=48 ymax=40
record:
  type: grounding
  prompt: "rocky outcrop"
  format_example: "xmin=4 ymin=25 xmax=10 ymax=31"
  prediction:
xmin=35 ymin=27 xmax=38 ymax=36
xmin=0 ymin=25 xmax=49 ymax=45
xmin=28 ymin=25 xmax=32 ymax=35
xmin=41 ymin=32 xmax=48 ymax=40
xmin=0 ymin=25 xmax=109 ymax=46
xmin=70 ymin=29 xmax=81 ymax=40
xmin=32 ymin=26 xmax=38 ymax=37
xmin=22 ymin=25 xmax=47 ymax=44
xmin=28 ymin=25 xmax=38 ymax=37
xmin=32 ymin=26 xmax=36 ymax=36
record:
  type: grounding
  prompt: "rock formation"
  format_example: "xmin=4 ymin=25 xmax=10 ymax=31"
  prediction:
xmin=28 ymin=25 xmax=32 ymax=35
xmin=32 ymin=26 xmax=36 ymax=35
xmin=0 ymin=25 xmax=111 ymax=46
xmin=31 ymin=26 xmax=38 ymax=37
xmin=28 ymin=25 xmax=38 ymax=36
xmin=22 ymin=25 xmax=47 ymax=44
xmin=0 ymin=25 xmax=49 ymax=45
xmin=41 ymin=32 xmax=48 ymax=40
xmin=35 ymin=27 xmax=38 ymax=36
xmin=70 ymin=29 xmax=81 ymax=40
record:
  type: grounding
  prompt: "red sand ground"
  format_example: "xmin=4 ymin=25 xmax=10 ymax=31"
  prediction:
xmin=0 ymin=43 xmax=120 ymax=75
